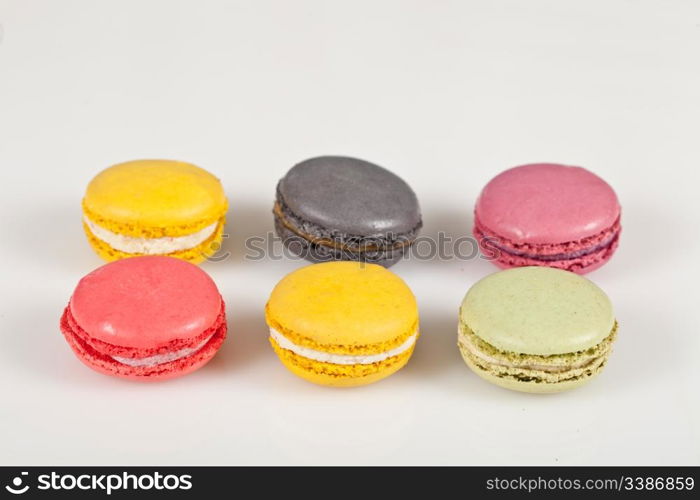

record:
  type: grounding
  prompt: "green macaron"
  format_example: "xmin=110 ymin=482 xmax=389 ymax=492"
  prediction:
xmin=458 ymin=267 xmax=618 ymax=393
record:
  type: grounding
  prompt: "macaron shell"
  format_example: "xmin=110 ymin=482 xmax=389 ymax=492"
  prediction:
xmin=460 ymin=267 xmax=614 ymax=355
xmin=475 ymin=163 xmax=620 ymax=244
xmin=70 ymin=256 xmax=222 ymax=349
xmin=265 ymin=261 xmax=418 ymax=352
xmin=83 ymin=218 xmax=225 ymax=264
xmin=278 ymin=156 xmax=421 ymax=236
xmin=83 ymin=159 xmax=228 ymax=236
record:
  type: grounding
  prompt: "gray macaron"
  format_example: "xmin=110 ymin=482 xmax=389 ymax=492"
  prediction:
xmin=274 ymin=156 xmax=422 ymax=267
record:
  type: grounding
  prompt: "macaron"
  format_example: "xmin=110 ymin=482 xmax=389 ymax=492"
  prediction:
xmin=60 ymin=256 xmax=227 ymax=380
xmin=458 ymin=267 xmax=618 ymax=393
xmin=83 ymin=159 xmax=228 ymax=264
xmin=265 ymin=261 xmax=419 ymax=387
xmin=273 ymin=156 xmax=422 ymax=267
xmin=474 ymin=163 xmax=621 ymax=274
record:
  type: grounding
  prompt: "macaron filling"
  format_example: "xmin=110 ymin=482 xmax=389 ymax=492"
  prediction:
xmin=84 ymin=216 xmax=220 ymax=255
xmin=111 ymin=334 xmax=215 ymax=367
xmin=269 ymin=327 xmax=418 ymax=365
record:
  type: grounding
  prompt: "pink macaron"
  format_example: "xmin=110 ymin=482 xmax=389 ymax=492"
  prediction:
xmin=474 ymin=163 xmax=621 ymax=274
xmin=60 ymin=256 xmax=227 ymax=380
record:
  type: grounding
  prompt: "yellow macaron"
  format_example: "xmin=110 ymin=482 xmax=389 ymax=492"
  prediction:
xmin=265 ymin=261 xmax=419 ymax=387
xmin=82 ymin=159 xmax=228 ymax=264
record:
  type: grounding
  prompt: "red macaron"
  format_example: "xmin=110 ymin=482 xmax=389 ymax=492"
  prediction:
xmin=60 ymin=256 xmax=227 ymax=380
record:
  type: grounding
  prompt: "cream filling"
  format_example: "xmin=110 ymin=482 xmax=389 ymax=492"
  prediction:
xmin=112 ymin=334 xmax=214 ymax=367
xmin=84 ymin=216 xmax=218 ymax=255
xmin=269 ymin=327 xmax=417 ymax=365
xmin=458 ymin=330 xmax=601 ymax=373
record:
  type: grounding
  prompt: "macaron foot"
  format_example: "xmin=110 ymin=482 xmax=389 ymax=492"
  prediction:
xmin=270 ymin=336 xmax=414 ymax=387
xmin=61 ymin=304 xmax=227 ymax=381
xmin=274 ymin=217 xmax=407 ymax=267
xmin=458 ymin=342 xmax=606 ymax=394
xmin=83 ymin=218 xmax=225 ymax=264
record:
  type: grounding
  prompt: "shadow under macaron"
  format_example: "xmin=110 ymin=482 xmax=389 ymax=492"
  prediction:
xmin=400 ymin=310 xmax=462 ymax=379
xmin=205 ymin=198 xmax=308 ymax=273
xmin=0 ymin=299 xmax=82 ymax=381
xmin=392 ymin=204 xmax=499 ymax=278
xmin=3 ymin=198 xmax=102 ymax=275
xmin=202 ymin=309 xmax=272 ymax=375
xmin=586 ymin=199 xmax=681 ymax=282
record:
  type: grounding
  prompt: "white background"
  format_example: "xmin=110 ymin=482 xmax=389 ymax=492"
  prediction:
xmin=1 ymin=0 xmax=698 ymax=466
